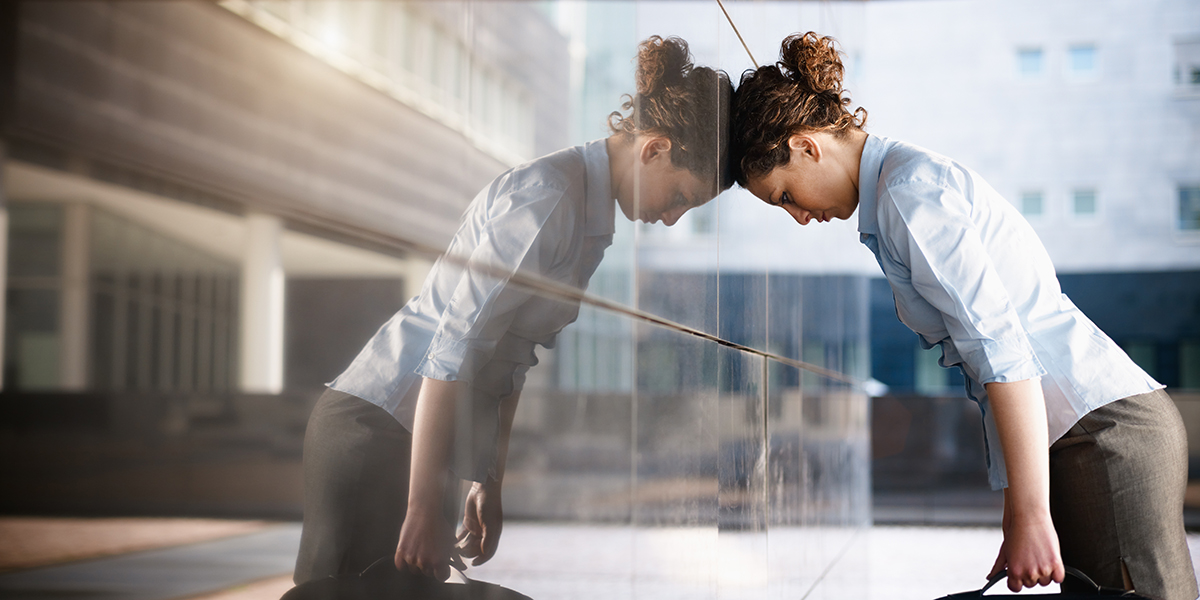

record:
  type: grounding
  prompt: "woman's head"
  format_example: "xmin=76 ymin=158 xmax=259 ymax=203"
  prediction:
xmin=731 ymin=32 xmax=867 ymax=188
xmin=608 ymin=36 xmax=734 ymax=226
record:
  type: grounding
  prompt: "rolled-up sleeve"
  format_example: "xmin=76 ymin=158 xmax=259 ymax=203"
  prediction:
xmin=880 ymin=179 xmax=1046 ymax=385
xmin=416 ymin=185 xmax=570 ymax=383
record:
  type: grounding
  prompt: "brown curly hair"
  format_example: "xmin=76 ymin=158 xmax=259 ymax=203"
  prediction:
xmin=731 ymin=32 xmax=867 ymax=186
xmin=609 ymin=36 xmax=735 ymax=191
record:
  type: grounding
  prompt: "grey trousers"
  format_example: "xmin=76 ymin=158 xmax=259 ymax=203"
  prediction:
xmin=293 ymin=389 xmax=458 ymax=584
xmin=1050 ymin=389 xmax=1198 ymax=600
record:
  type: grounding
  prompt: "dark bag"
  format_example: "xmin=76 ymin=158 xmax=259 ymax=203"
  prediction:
xmin=936 ymin=567 xmax=1151 ymax=599
xmin=280 ymin=557 xmax=532 ymax=600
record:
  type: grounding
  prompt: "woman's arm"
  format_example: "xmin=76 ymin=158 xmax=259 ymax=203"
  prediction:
xmin=456 ymin=390 xmax=520 ymax=566
xmin=985 ymin=378 xmax=1064 ymax=592
xmin=395 ymin=377 xmax=462 ymax=580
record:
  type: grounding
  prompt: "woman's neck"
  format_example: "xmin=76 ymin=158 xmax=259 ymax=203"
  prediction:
xmin=605 ymin=134 xmax=637 ymax=219
xmin=836 ymin=129 xmax=869 ymax=194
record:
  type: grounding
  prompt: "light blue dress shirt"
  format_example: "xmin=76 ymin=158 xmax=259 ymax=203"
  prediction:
xmin=329 ymin=139 xmax=616 ymax=481
xmin=857 ymin=135 xmax=1161 ymax=489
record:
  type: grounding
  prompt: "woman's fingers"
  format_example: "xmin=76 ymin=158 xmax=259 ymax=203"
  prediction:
xmin=477 ymin=519 xmax=501 ymax=565
xmin=988 ymin=540 xmax=1007 ymax=579
xmin=1006 ymin=560 xmax=1065 ymax=592
xmin=395 ymin=511 xmax=455 ymax=581
xmin=457 ymin=530 xmax=482 ymax=559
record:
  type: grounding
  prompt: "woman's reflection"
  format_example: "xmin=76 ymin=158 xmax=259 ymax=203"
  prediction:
xmin=292 ymin=35 xmax=733 ymax=589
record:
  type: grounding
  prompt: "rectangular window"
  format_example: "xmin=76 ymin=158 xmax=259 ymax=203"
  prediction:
xmin=915 ymin=344 xmax=948 ymax=395
xmin=1123 ymin=341 xmax=1158 ymax=379
xmin=1181 ymin=340 xmax=1200 ymax=390
xmin=1073 ymin=188 xmax=1097 ymax=216
xmin=691 ymin=204 xmax=716 ymax=235
xmin=1068 ymin=44 xmax=1097 ymax=76
xmin=1020 ymin=190 xmax=1044 ymax=217
xmin=1017 ymin=48 xmax=1044 ymax=79
xmin=1180 ymin=185 xmax=1200 ymax=230
xmin=1174 ymin=38 xmax=1200 ymax=90
xmin=6 ymin=204 xmax=64 ymax=390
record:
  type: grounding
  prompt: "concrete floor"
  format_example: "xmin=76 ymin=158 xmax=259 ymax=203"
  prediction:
xmin=3 ymin=517 xmax=1200 ymax=600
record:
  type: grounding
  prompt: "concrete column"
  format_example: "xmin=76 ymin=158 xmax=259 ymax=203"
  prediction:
xmin=0 ymin=202 xmax=6 ymax=392
xmin=60 ymin=203 xmax=90 ymax=390
xmin=0 ymin=141 xmax=7 ymax=391
xmin=239 ymin=212 xmax=285 ymax=394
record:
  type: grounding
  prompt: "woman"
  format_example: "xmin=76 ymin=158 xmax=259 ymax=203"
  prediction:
xmin=731 ymin=32 xmax=1196 ymax=600
xmin=293 ymin=36 xmax=733 ymax=585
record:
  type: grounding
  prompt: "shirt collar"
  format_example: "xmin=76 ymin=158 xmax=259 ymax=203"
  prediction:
xmin=583 ymin=138 xmax=616 ymax=236
xmin=857 ymin=134 xmax=887 ymax=237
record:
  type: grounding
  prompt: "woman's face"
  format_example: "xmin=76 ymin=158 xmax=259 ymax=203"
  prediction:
xmin=745 ymin=134 xmax=858 ymax=226
xmin=617 ymin=138 xmax=717 ymax=226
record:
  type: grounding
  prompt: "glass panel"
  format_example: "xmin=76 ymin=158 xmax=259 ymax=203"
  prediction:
xmin=6 ymin=2 xmax=872 ymax=597
xmin=9 ymin=204 xmax=62 ymax=279
xmin=5 ymin=288 xmax=61 ymax=390
xmin=88 ymin=209 xmax=238 ymax=393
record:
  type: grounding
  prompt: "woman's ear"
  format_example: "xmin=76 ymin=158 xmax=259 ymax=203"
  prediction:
xmin=787 ymin=134 xmax=821 ymax=162
xmin=639 ymin=136 xmax=673 ymax=165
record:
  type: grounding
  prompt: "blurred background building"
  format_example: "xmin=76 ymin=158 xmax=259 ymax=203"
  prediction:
xmin=0 ymin=0 xmax=571 ymax=515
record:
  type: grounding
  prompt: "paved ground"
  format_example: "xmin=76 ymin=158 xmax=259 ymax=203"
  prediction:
xmin=2 ymin=517 xmax=1200 ymax=600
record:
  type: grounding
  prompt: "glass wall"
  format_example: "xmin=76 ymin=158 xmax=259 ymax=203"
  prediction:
xmin=211 ymin=1 xmax=874 ymax=595
xmin=3 ymin=1 xmax=875 ymax=594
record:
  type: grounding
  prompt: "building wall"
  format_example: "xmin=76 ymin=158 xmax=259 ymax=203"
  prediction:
xmin=858 ymin=0 xmax=1200 ymax=272
xmin=7 ymin=1 xmax=569 ymax=251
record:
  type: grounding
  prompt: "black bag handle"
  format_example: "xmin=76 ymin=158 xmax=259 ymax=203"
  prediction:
xmin=359 ymin=555 xmax=469 ymax=581
xmin=980 ymin=567 xmax=1102 ymax=595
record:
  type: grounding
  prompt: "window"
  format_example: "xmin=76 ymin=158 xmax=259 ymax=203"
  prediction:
xmin=1182 ymin=340 xmax=1200 ymax=390
xmin=1017 ymin=47 xmax=1044 ymax=79
xmin=1072 ymin=188 xmax=1097 ymax=216
xmin=1020 ymin=190 xmax=1044 ymax=217
xmin=691 ymin=204 xmax=716 ymax=235
xmin=1068 ymin=44 xmax=1098 ymax=78
xmin=914 ymin=344 xmax=947 ymax=395
xmin=1123 ymin=341 xmax=1158 ymax=379
xmin=6 ymin=204 xmax=63 ymax=390
xmin=1174 ymin=38 xmax=1200 ymax=91
xmin=1180 ymin=185 xmax=1200 ymax=230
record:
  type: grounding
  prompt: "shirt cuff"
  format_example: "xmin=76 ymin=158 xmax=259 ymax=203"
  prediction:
xmin=415 ymin=336 xmax=472 ymax=382
xmin=964 ymin=335 xmax=1047 ymax=385
xmin=980 ymin=402 xmax=1009 ymax=491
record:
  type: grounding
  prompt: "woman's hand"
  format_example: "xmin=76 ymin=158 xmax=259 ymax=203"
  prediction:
xmin=395 ymin=377 xmax=463 ymax=581
xmin=989 ymin=501 xmax=1064 ymax=591
xmin=1003 ymin=511 xmax=1064 ymax=591
xmin=395 ymin=504 xmax=454 ymax=581
xmin=456 ymin=479 xmax=503 ymax=566
xmin=985 ymin=380 xmax=1065 ymax=593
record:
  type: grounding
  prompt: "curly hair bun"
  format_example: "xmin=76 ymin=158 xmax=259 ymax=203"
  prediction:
xmin=608 ymin=35 xmax=734 ymax=190
xmin=729 ymin=32 xmax=865 ymax=186
xmin=778 ymin=32 xmax=845 ymax=95
xmin=636 ymin=35 xmax=692 ymax=97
